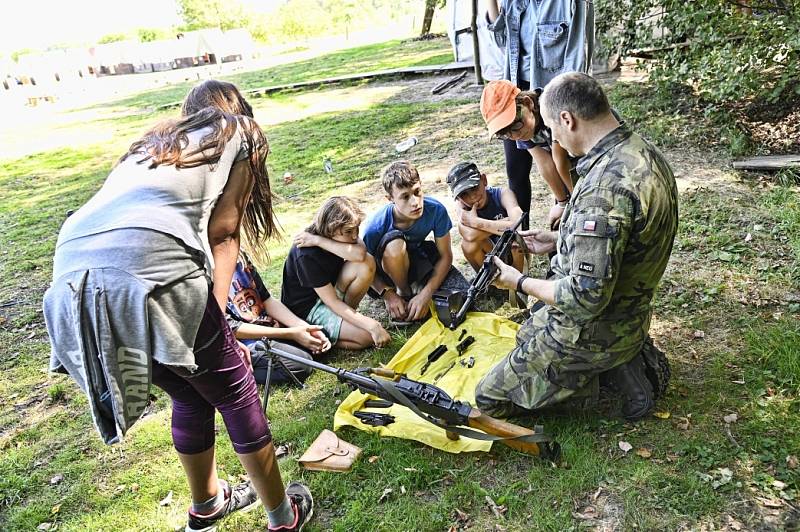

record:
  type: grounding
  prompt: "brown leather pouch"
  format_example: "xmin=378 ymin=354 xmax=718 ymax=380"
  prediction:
xmin=298 ymin=429 xmax=361 ymax=472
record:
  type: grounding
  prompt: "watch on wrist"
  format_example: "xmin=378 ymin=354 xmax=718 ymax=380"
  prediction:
xmin=379 ymin=286 xmax=395 ymax=298
xmin=516 ymin=274 xmax=530 ymax=293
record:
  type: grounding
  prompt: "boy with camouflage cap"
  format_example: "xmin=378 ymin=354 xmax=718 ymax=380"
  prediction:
xmin=446 ymin=161 xmax=525 ymax=273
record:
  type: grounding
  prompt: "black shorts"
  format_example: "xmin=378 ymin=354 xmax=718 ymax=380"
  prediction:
xmin=374 ymin=229 xmax=440 ymax=288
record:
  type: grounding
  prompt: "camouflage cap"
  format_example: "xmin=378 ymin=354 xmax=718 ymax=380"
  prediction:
xmin=447 ymin=162 xmax=481 ymax=198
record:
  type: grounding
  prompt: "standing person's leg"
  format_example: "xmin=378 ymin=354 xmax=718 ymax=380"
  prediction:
xmin=504 ymin=139 xmax=533 ymax=230
xmin=151 ymin=364 xmax=221 ymax=503
xmin=157 ymin=295 xmax=313 ymax=530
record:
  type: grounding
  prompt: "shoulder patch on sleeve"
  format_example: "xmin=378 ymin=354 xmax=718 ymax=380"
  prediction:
xmin=570 ymin=215 xmax=611 ymax=279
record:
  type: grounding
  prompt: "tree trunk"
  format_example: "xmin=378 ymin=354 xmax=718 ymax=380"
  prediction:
xmin=471 ymin=0 xmax=483 ymax=84
xmin=421 ymin=0 xmax=436 ymax=36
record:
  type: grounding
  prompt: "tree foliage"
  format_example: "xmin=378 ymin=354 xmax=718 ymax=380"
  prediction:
xmin=596 ymin=0 xmax=800 ymax=104
xmin=97 ymin=33 xmax=128 ymax=45
xmin=176 ymin=0 xmax=247 ymax=31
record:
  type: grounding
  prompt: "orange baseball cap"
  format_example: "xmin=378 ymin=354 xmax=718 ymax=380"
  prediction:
xmin=480 ymin=80 xmax=520 ymax=136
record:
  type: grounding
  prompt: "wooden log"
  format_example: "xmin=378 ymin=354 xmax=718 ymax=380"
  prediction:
xmin=732 ymin=155 xmax=800 ymax=171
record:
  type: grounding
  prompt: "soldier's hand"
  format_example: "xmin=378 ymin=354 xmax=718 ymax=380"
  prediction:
xmin=519 ymin=229 xmax=557 ymax=255
xmin=491 ymin=256 xmax=520 ymax=290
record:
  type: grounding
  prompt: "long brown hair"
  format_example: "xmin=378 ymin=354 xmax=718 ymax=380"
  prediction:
xmin=119 ymin=80 xmax=278 ymax=255
xmin=306 ymin=196 xmax=364 ymax=238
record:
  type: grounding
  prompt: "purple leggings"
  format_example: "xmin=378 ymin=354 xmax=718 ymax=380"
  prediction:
xmin=151 ymin=293 xmax=271 ymax=455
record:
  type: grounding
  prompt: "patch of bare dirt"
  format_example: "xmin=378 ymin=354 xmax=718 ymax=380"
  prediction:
xmin=572 ymin=485 xmax=625 ymax=531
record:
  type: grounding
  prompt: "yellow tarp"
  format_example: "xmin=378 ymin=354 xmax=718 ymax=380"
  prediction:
xmin=333 ymin=311 xmax=520 ymax=453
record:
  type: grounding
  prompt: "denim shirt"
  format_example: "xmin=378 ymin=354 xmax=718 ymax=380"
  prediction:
xmin=487 ymin=0 xmax=595 ymax=88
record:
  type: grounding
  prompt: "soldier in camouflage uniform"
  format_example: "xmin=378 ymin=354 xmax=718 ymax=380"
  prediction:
xmin=475 ymin=72 xmax=678 ymax=420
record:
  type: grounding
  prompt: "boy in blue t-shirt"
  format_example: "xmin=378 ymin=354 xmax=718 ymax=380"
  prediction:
xmin=363 ymin=160 xmax=466 ymax=321
xmin=446 ymin=161 xmax=525 ymax=273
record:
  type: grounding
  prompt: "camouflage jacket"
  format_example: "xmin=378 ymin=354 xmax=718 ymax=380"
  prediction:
xmin=524 ymin=124 xmax=679 ymax=388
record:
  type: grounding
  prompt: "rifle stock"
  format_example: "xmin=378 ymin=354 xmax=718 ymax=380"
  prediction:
xmin=467 ymin=408 xmax=559 ymax=459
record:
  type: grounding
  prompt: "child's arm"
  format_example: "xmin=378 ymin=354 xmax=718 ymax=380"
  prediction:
xmin=458 ymin=190 xmax=525 ymax=236
xmin=263 ymin=297 xmax=331 ymax=352
xmin=551 ymin=142 xmax=574 ymax=194
xmin=528 ymin=146 xmax=570 ymax=202
xmin=314 ymin=283 xmax=390 ymax=347
xmin=406 ymin=232 xmax=454 ymax=321
xmin=294 ymin=232 xmax=367 ymax=262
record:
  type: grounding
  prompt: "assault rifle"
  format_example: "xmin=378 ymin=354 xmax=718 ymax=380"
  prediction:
xmin=265 ymin=343 xmax=560 ymax=462
xmin=433 ymin=212 xmax=527 ymax=330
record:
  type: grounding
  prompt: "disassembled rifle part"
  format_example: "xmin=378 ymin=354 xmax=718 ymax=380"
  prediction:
xmin=363 ymin=399 xmax=393 ymax=409
xmin=419 ymin=344 xmax=448 ymax=375
xmin=354 ymin=411 xmax=396 ymax=427
xmin=456 ymin=335 xmax=475 ymax=355
xmin=459 ymin=356 xmax=475 ymax=368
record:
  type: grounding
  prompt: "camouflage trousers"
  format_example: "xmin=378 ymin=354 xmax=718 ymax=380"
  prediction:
xmin=475 ymin=318 xmax=603 ymax=418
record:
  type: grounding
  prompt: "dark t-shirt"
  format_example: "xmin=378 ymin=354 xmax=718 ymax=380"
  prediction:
xmin=281 ymin=244 xmax=344 ymax=319
xmin=476 ymin=186 xmax=508 ymax=221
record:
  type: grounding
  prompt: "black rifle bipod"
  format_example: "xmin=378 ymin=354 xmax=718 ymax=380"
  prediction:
xmin=261 ymin=340 xmax=306 ymax=414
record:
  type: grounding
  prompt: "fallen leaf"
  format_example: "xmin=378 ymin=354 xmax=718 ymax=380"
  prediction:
xmin=786 ymin=455 xmax=799 ymax=469
xmin=37 ymin=523 xmax=53 ymax=531
xmin=283 ymin=171 xmax=294 ymax=185
xmin=114 ymin=484 xmax=126 ymax=494
xmin=378 ymin=487 xmax=393 ymax=503
xmin=400 ymin=485 xmax=407 ymax=495
xmin=723 ymin=413 xmax=738 ymax=424
xmin=693 ymin=330 xmax=705 ymax=339
xmin=745 ymin=233 xmax=752 ymax=242
xmin=758 ymin=497 xmax=783 ymax=509
xmin=403 ymin=467 xmax=418 ymax=472
xmin=368 ymin=455 xmax=380 ymax=463
xmin=773 ymin=480 xmax=786 ymax=490
xmin=130 ymin=483 xmax=140 ymax=492
xmin=572 ymin=505 xmax=598 ymax=520
xmin=159 ymin=490 xmax=173 ymax=506
xmin=676 ymin=416 xmax=691 ymax=431
xmin=453 ymin=508 xmax=470 ymax=522
xmin=618 ymin=441 xmax=633 ymax=453
xmin=50 ymin=474 xmax=63 ymax=485
xmin=274 ymin=444 xmax=289 ymax=458
xmin=51 ymin=504 xmax=61 ymax=514
xmin=635 ymin=448 xmax=652 ymax=459
xmin=711 ymin=467 xmax=733 ymax=489
xmin=653 ymin=411 xmax=671 ymax=419
xmin=485 ymin=495 xmax=507 ymax=519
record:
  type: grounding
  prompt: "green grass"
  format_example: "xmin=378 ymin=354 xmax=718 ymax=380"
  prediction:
xmin=1 ymin=37 xmax=800 ymax=530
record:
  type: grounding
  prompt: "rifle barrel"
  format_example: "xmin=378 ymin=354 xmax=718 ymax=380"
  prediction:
xmin=267 ymin=344 xmax=379 ymax=392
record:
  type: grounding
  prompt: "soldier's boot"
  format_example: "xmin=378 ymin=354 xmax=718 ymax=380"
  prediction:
xmin=640 ymin=337 xmax=671 ymax=400
xmin=607 ymin=354 xmax=654 ymax=422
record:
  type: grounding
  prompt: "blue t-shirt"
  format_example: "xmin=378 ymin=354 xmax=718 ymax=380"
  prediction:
xmin=362 ymin=196 xmax=452 ymax=255
xmin=476 ymin=186 xmax=508 ymax=221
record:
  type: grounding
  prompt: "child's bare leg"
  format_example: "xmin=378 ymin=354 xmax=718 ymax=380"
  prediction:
xmin=381 ymin=238 xmax=411 ymax=296
xmin=337 ymin=255 xmax=376 ymax=309
xmin=551 ymin=143 xmax=574 ymax=193
xmin=459 ymin=223 xmax=494 ymax=272
xmin=335 ymin=320 xmax=374 ymax=350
